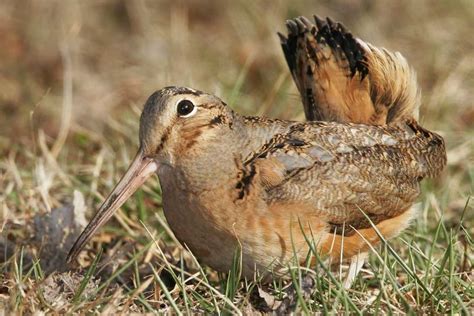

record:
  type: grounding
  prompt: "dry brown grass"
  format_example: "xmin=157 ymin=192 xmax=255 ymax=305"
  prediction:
xmin=0 ymin=0 xmax=472 ymax=314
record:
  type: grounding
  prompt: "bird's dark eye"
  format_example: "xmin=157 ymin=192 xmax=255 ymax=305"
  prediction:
xmin=177 ymin=100 xmax=195 ymax=117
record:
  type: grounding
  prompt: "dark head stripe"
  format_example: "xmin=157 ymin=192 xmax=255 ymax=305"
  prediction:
xmin=162 ymin=86 xmax=204 ymax=96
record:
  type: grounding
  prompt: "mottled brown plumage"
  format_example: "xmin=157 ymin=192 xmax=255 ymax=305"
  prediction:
xmin=243 ymin=119 xmax=444 ymax=232
xmin=68 ymin=15 xmax=446 ymax=287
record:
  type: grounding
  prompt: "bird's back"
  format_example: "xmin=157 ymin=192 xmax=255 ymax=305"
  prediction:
xmin=242 ymin=117 xmax=445 ymax=231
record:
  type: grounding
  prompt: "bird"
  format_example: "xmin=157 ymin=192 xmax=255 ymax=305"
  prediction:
xmin=67 ymin=15 xmax=446 ymax=288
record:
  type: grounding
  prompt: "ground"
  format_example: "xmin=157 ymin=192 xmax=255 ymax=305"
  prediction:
xmin=0 ymin=0 xmax=472 ymax=314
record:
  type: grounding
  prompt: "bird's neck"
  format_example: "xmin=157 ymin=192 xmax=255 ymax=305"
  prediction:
xmin=159 ymin=113 xmax=290 ymax=193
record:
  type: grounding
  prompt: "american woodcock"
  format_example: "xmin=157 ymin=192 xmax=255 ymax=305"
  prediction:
xmin=67 ymin=16 xmax=446 ymax=286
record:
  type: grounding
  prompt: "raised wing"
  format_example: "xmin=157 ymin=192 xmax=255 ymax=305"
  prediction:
xmin=279 ymin=16 xmax=420 ymax=125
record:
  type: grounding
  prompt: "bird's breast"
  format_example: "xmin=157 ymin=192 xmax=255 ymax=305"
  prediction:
xmin=156 ymin=164 xmax=245 ymax=271
xmin=155 ymin=164 xmax=329 ymax=277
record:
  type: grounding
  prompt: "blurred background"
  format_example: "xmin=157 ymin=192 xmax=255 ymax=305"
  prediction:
xmin=1 ymin=1 xmax=473 ymax=141
xmin=0 ymin=1 xmax=472 ymax=312
xmin=0 ymin=0 xmax=472 ymax=238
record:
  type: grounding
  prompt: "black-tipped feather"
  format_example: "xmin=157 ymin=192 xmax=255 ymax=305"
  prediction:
xmin=279 ymin=14 xmax=420 ymax=125
xmin=280 ymin=15 xmax=368 ymax=84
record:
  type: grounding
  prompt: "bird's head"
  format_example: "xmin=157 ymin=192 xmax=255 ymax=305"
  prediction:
xmin=67 ymin=86 xmax=232 ymax=262
xmin=139 ymin=86 xmax=232 ymax=162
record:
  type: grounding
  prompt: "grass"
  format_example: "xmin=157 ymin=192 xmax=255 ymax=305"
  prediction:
xmin=0 ymin=0 xmax=473 ymax=314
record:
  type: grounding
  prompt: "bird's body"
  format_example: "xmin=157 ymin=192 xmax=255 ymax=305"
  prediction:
xmin=146 ymin=92 xmax=444 ymax=277
xmin=67 ymin=16 xmax=446 ymax=285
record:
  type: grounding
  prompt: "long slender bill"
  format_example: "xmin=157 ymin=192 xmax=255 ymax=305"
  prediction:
xmin=67 ymin=149 xmax=158 ymax=263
